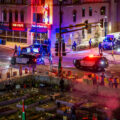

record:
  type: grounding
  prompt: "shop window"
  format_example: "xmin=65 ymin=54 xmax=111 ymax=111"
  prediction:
xmin=14 ymin=31 xmax=19 ymax=37
xmin=89 ymin=7 xmax=92 ymax=16
xmin=73 ymin=10 xmax=77 ymax=22
xmin=15 ymin=10 xmax=18 ymax=22
xmin=20 ymin=11 xmax=24 ymax=22
xmin=82 ymin=8 xmax=85 ymax=17
xmin=3 ymin=10 xmax=7 ymax=22
xmin=21 ymin=31 xmax=27 ymax=38
xmin=100 ymin=6 xmax=106 ymax=15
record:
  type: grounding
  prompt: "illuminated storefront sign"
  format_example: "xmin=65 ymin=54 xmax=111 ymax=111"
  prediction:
xmin=12 ymin=23 xmax=25 ymax=31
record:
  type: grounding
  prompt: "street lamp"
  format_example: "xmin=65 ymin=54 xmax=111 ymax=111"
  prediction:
xmin=58 ymin=0 xmax=62 ymax=76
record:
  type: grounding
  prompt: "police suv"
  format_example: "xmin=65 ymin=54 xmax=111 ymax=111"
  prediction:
xmin=73 ymin=55 xmax=108 ymax=71
xmin=11 ymin=54 xmax=44 ymax=65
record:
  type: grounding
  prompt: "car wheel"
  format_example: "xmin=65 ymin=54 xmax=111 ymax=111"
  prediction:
xmin=11 ymin=57 xmax=16 ymax=65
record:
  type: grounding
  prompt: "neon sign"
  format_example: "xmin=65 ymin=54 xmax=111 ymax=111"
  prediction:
xmin=12 ymin=23 xmax=25 ymax=31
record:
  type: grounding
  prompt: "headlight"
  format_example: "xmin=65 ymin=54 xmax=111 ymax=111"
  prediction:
xmin=117 ymin=48 xmax=120 ymax=52
xmin=73 ymin=60 xmax=76 ymax=64
xmin=100 ymin=61 xmax=104 ymax=65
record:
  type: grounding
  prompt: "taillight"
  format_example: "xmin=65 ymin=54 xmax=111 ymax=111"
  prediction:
xmin=34 ymin=58 xmax=37 ymax=62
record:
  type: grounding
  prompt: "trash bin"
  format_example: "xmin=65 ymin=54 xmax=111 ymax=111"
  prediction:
xmin=2 ymin=40 xmax=6 ymax=45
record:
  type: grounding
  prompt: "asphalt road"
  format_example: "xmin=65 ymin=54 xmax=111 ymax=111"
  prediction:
xmin=0 ymin=46 xmax=120 ymax=78
xmin=0 ymin=46 xmax=13 ymax=69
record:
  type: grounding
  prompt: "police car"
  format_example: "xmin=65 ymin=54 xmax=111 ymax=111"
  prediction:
xmin=11 ymin=54 xmax=44 ymax=65
xmin=73 ymin=55 xmax=108 ymax=71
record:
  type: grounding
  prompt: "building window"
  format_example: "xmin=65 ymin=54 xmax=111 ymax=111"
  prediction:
xmin=41 ymin=0 xmax=45 ymax=5
xmin=33 ymin=13 xmax=43 ymax=23
xmin=100 ymin=6 xmax=106 ymax=15
xmin=20 ymin=11 xmax=24 ymax=22
xmin=3 ymin=10 xmax=7 ymax=22
xmin=89 ymin=7 xmax=92 ymax=16
xmin=15 ymin=10 xmax=18 ymax=22
xmin=37 ymin=13 xmax=43 ymax=23
xmin=9 ymin=10 xmax=12 ymax=22
xmin=72 ymin=0 xmax=79 ymax=4
xmin=73 ymin=10 xmax=77 ymax=22
xmin=82 ymin=8 xmax=85 ymax=17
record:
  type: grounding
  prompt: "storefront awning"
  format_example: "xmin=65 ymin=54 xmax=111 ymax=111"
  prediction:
xmin=30 ymin=28 xmax=48 ymax=33
xmin=56 ymin=28 xmax=68 ymax=33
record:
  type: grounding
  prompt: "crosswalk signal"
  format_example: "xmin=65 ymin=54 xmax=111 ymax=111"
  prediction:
xmin=55 ymin=42 xmax=58 ymax=56
xmin=85 ymin=20 xmax=88 ymax=29
xmin=100 ymin=19 xmax=104 ymax=28
xmin=62 ymin=42 xmax=66 ymax=56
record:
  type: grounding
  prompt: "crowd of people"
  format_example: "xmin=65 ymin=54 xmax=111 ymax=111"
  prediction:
xmin=91 ymin=73 xmax=120 ymax=88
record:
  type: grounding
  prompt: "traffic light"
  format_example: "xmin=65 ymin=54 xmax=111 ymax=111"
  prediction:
xmin=85 ymin=20 xmax=88 ymax=29
xmin=55 ymin=42 xmax=58 ymax=56
xmin=62 ymin=42 xmax=66 ymax=56
xmin=100 ymin=19 xmax=104 ymax=28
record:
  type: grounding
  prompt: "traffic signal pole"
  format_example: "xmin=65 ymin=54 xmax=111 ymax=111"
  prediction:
xmin=58 ymin=0 xmax=62 ymax=76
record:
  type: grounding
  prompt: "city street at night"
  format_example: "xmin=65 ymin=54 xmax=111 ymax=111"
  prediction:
xmin=1 ymin=0 xmax=120 ymax=120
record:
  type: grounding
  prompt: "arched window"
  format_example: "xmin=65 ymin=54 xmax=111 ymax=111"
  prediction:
xmin=100 ymin=6 xmax=106 ymax=15
xmin=3 ymin=10 xmax=7 ymax=22
xmin=89 ymin=7 xmax=92 ymax=16
xmin=73 ymin=10 xmax=77 ymax=22
xmin=15 ymin=10 xmax=18 ymax=22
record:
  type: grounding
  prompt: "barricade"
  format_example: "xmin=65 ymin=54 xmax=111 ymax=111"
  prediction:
xmin=7 ymin=72 xmax=10 ymax=78
xmin=25 ymin=68 xmax=28 ymax=74
xmin=13 ymin=71 xmax=17 ymax=77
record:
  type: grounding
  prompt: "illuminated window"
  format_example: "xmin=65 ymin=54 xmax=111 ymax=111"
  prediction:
xmin=82 ymin=8 xmax=85 ymax=17
xmin=15 ymin=10 xmax=18 ymax=22
xmin=100 ymin=6 xmax=106 ymax=15
xmin=20 ymin=11 xmax=24 ymax=22
xmin=89 ymin=7 xmax=92 ymax=16
xmin=3 ymin=10 xmax=7 ymax=22
xmin=73 ymin=10 xmax=77 ymax=22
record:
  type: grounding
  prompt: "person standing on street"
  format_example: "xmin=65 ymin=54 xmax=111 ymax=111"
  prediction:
xmin=89 ymin=38 xmax=92 ymax=49
xmin=98 ymin=42 xmax=103 ymax=55
xmin=13 ymin=44 xmax=17 ymax=56
xmin=59 ymin=77 xmax=64 ymax=92
xmin=101 ymin=73 xmax=105 ymax=86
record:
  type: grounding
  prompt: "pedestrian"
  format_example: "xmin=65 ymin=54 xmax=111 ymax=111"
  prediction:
xmin=114 ymin=77 xmax=118 ymax=88
xmin=59 ymin=77 xmax=64 ymax=92
xmin=98 ymin=42 xmax=103 ymax=55
xmin=100 ymin=73 xmax=105 ymax=86
xmin=93 ymin=74 xmax=97 ymax=86
xmin=109 ymin=76 xmax=113 ymax=88
xmin=13 ymin=44 xmax=17 ymax=56
xmin=70 ymin=106 xmax=76 ymax=120
xmin=89 ymin=38 xmax=92 ymax=49
xmin=72 ymin=41 xmax=77 ymax=51
xmin=17 ymin=45 xmax=21 ymax=56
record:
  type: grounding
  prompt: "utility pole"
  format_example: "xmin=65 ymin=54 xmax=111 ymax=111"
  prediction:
xmin=58 ymin=0 xmax=62 ymax=76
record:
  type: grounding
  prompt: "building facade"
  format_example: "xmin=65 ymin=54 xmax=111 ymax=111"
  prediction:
xmin=0 ymin=0 xmax=119 ymax=47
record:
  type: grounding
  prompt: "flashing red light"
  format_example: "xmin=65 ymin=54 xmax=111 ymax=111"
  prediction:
xmin=34 ymin=58 xmax=37 ymax=62
xmin=89 ymin=54 xmax=94 ymax=58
